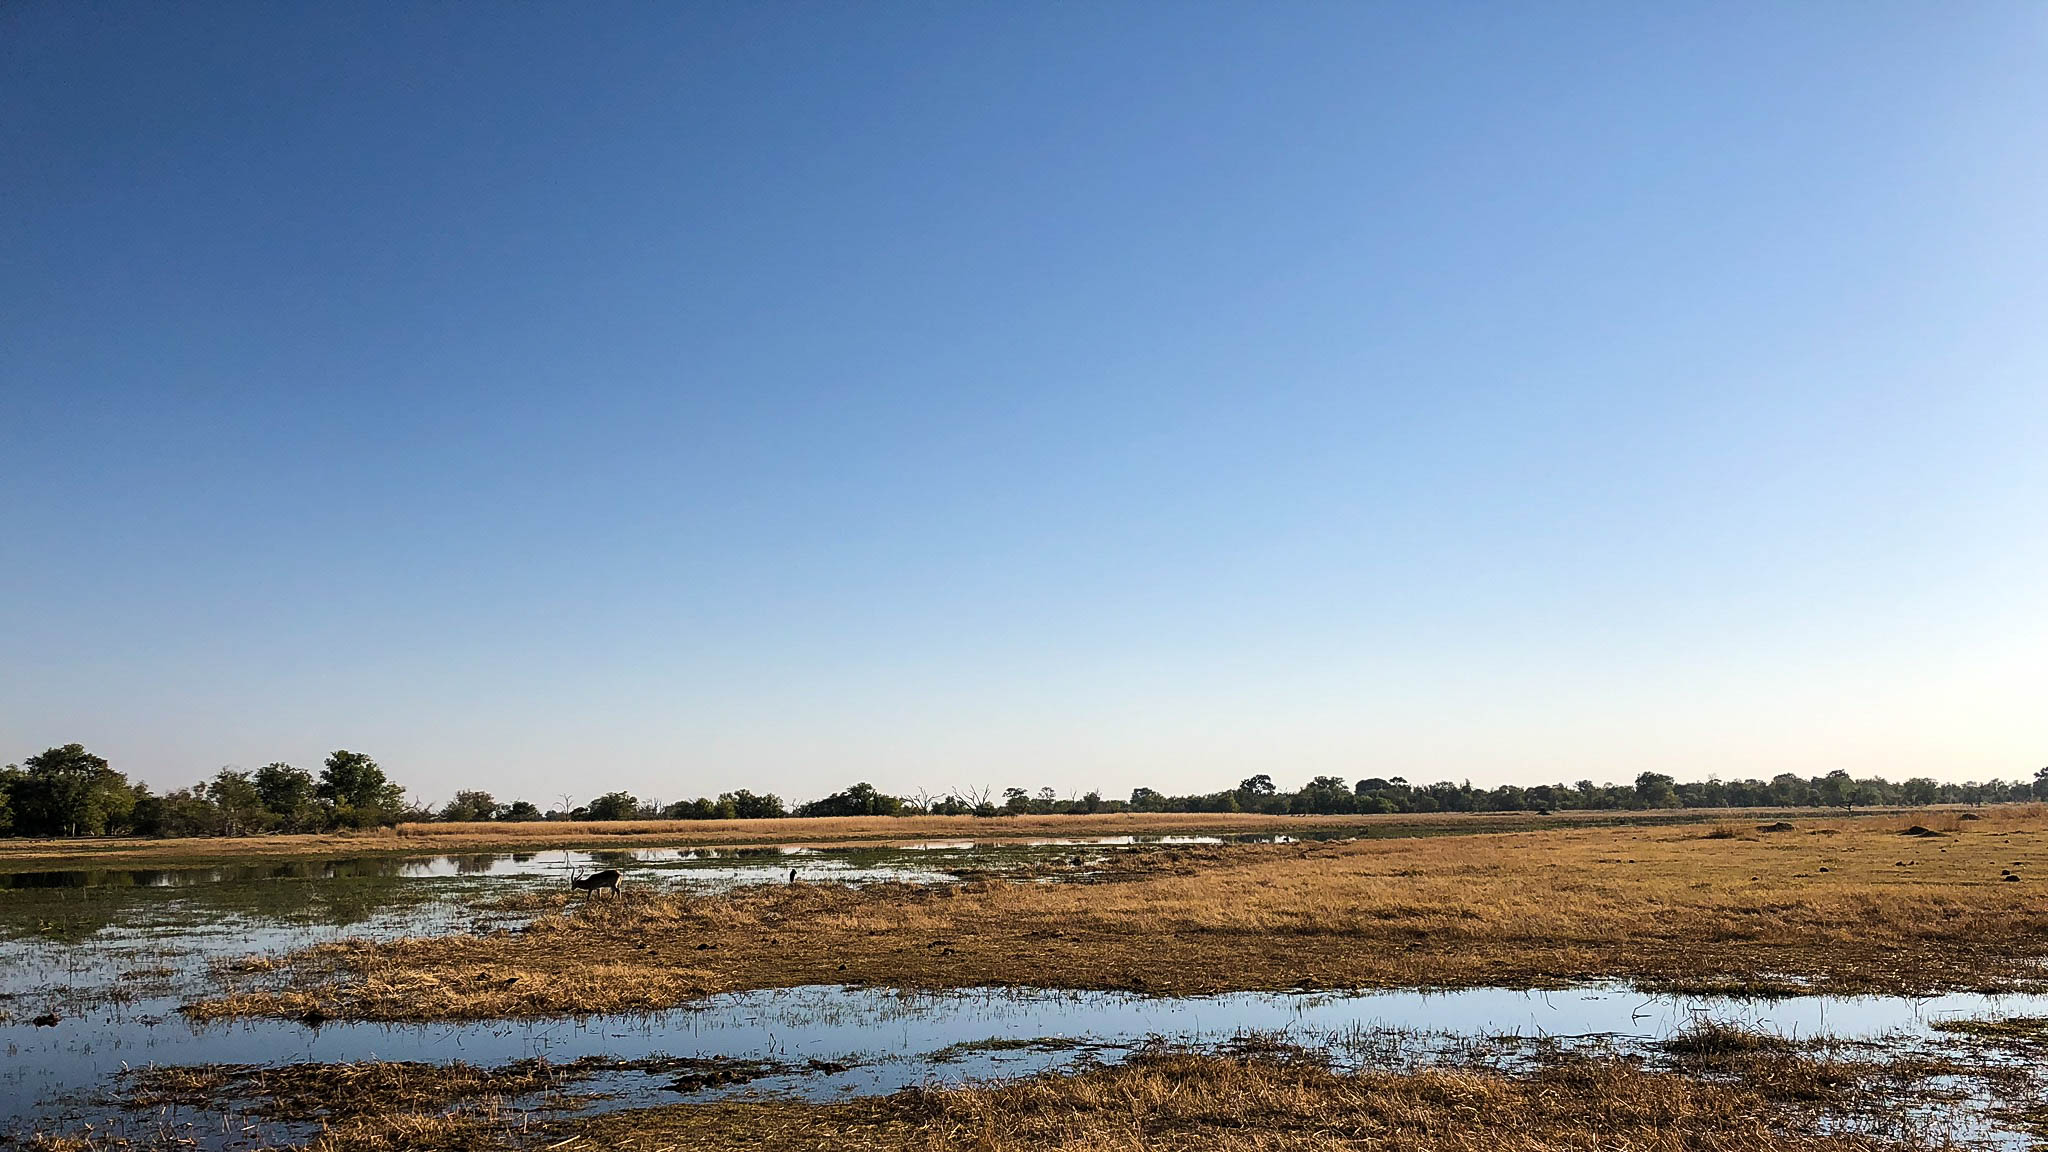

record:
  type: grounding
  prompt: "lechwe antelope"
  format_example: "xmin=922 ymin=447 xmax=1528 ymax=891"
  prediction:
xmin=569 ymin=867 xmax=622 ymax=898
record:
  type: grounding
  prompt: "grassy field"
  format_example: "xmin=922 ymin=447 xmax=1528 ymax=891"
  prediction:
xmin=188 ymin=806 xmax=2048 ymax=1021
xmin=0 ymin=807 xmax=1862 ymax=872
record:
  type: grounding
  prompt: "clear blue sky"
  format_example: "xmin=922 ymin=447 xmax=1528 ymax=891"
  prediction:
xmin=4 ymin=3 xmax=2043 ymax=807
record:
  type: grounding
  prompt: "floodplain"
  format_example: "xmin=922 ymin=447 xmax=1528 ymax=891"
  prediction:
xmin=5 ymin=807 xmax=2047 ymax=1149
xmin=0 ymin=806 xmax=1786 ymax=871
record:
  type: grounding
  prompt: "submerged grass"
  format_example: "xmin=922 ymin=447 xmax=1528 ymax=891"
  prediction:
xmin=183 ymin=808 xmax=2048 ymax=1021
xmin=120 ymin=1054 xmax=818 ymax=1121
xmin=74 ymin=1056 xmax=824 ymax=1152
xmin=42 ymin=1041 xmax=1987 ymax=1151
xmin=1930 ymin=1015 xmax=2048 ymax=1043
xmin=342 ymin=1045 xmax=1968 ymax=1151
xmin=123 ymin=1058 xmax=575 ymax=1120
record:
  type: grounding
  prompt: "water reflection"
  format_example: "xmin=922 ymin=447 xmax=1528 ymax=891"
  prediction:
xmin=0 ymin=843 xmax=988 ymax=946
xmin=0 ymin=830 xmax=1334 ymax=897
xmin=0 ymin=846 xmax=960 ymax=895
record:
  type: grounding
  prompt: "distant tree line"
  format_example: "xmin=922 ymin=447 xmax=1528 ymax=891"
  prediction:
xmin=3 ymin=743 xmax=2045 ymax=839
xmin=433 ymin=767 xmax=2048 ymax=825
xmin=0 ymin=745 xmax=409 ymax=837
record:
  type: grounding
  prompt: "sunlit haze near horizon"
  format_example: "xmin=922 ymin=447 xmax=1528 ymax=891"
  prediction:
xmin=4 ymin=4 xmax=2045 ymax=807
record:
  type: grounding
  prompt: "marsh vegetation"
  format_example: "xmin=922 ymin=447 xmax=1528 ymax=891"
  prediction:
xmin=8 ymin=808 xmax=2048 ymax=1149
xmin=27 ymin=1034 xmax=2041 ymax=1151
xmin=188 ymin=808 xmax=2048 ymax=1023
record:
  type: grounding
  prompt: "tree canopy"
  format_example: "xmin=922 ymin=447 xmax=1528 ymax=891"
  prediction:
xmin=5 ymin=744 xmax=137 ymax=837
xmin=317 ymin=749 xmax=404 ymax=826
xmin=3 ymin=742 xmax=2044 ymax=841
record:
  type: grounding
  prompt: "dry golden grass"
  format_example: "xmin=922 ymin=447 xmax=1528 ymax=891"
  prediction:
xmin=186 ymin=807 xmax=2048 ymax=1021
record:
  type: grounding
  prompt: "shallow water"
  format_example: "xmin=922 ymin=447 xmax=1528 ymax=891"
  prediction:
xmin=0 ymin=832 xmax=1308 ymax=951
xmin=0 ymin=846 xmax=980 ymax=953
xmin=0 ymin=844 xmax=961 ymax=893
xmin=8 ymin=981 xmax=2048 ymax=1145
xmin=3 ymin=837 xmax=2042 ymax=1148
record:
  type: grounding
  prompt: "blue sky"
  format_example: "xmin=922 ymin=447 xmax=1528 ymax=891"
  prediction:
xmin=4 ymin=3 xmax=2044 ymax=806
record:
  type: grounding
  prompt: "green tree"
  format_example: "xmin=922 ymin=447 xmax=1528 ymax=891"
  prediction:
xmin=798 ymin=782 xmax=903 ymax=817
xmin=2034 ymin=766 xmax=2048 ymax=801
xmin=0 ymin=765 xmax=15 ymax=835
xmin=439 ymin=790 xmax=501 ymax=822
xmin=583 ymin=791 xmax=639 ymax=821
xmin=16 ymin=745 xmax=135 ymax=836
xmin=499 ymin=799 xmax=543 ymax=821
xmin=254 ymin=763 xmax=319 ymax=831
xmin=1296 ymin=775 xmax=1357 ymax=815
xmin=316 ymin=750 xmax=404 ymax=827
xmin=724 ymin=789 xmax=784 ymax=819
xmin=1634 ymin=772 xmax=1678 ymax=810
xmin=1816 ymin=769 xmax=1856 ymax=810
xmin=128 ymin=784 xmax=162 ymax=836
xmin=154 ymin=787 xmax=221 ymax=836
xmin=204 ymin=769 xmax=269 ymax=836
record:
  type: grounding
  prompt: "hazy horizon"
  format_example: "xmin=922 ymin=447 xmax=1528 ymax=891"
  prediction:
xmin=5 ymin=4 xmax=2044 ymax=806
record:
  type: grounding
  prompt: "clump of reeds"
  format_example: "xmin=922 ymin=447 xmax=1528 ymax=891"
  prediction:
xmin=1664 ymin=1019 xmax=1795 ymax=1060
xmin=1660 ymin=1021 xmax=1869 ymax=1103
